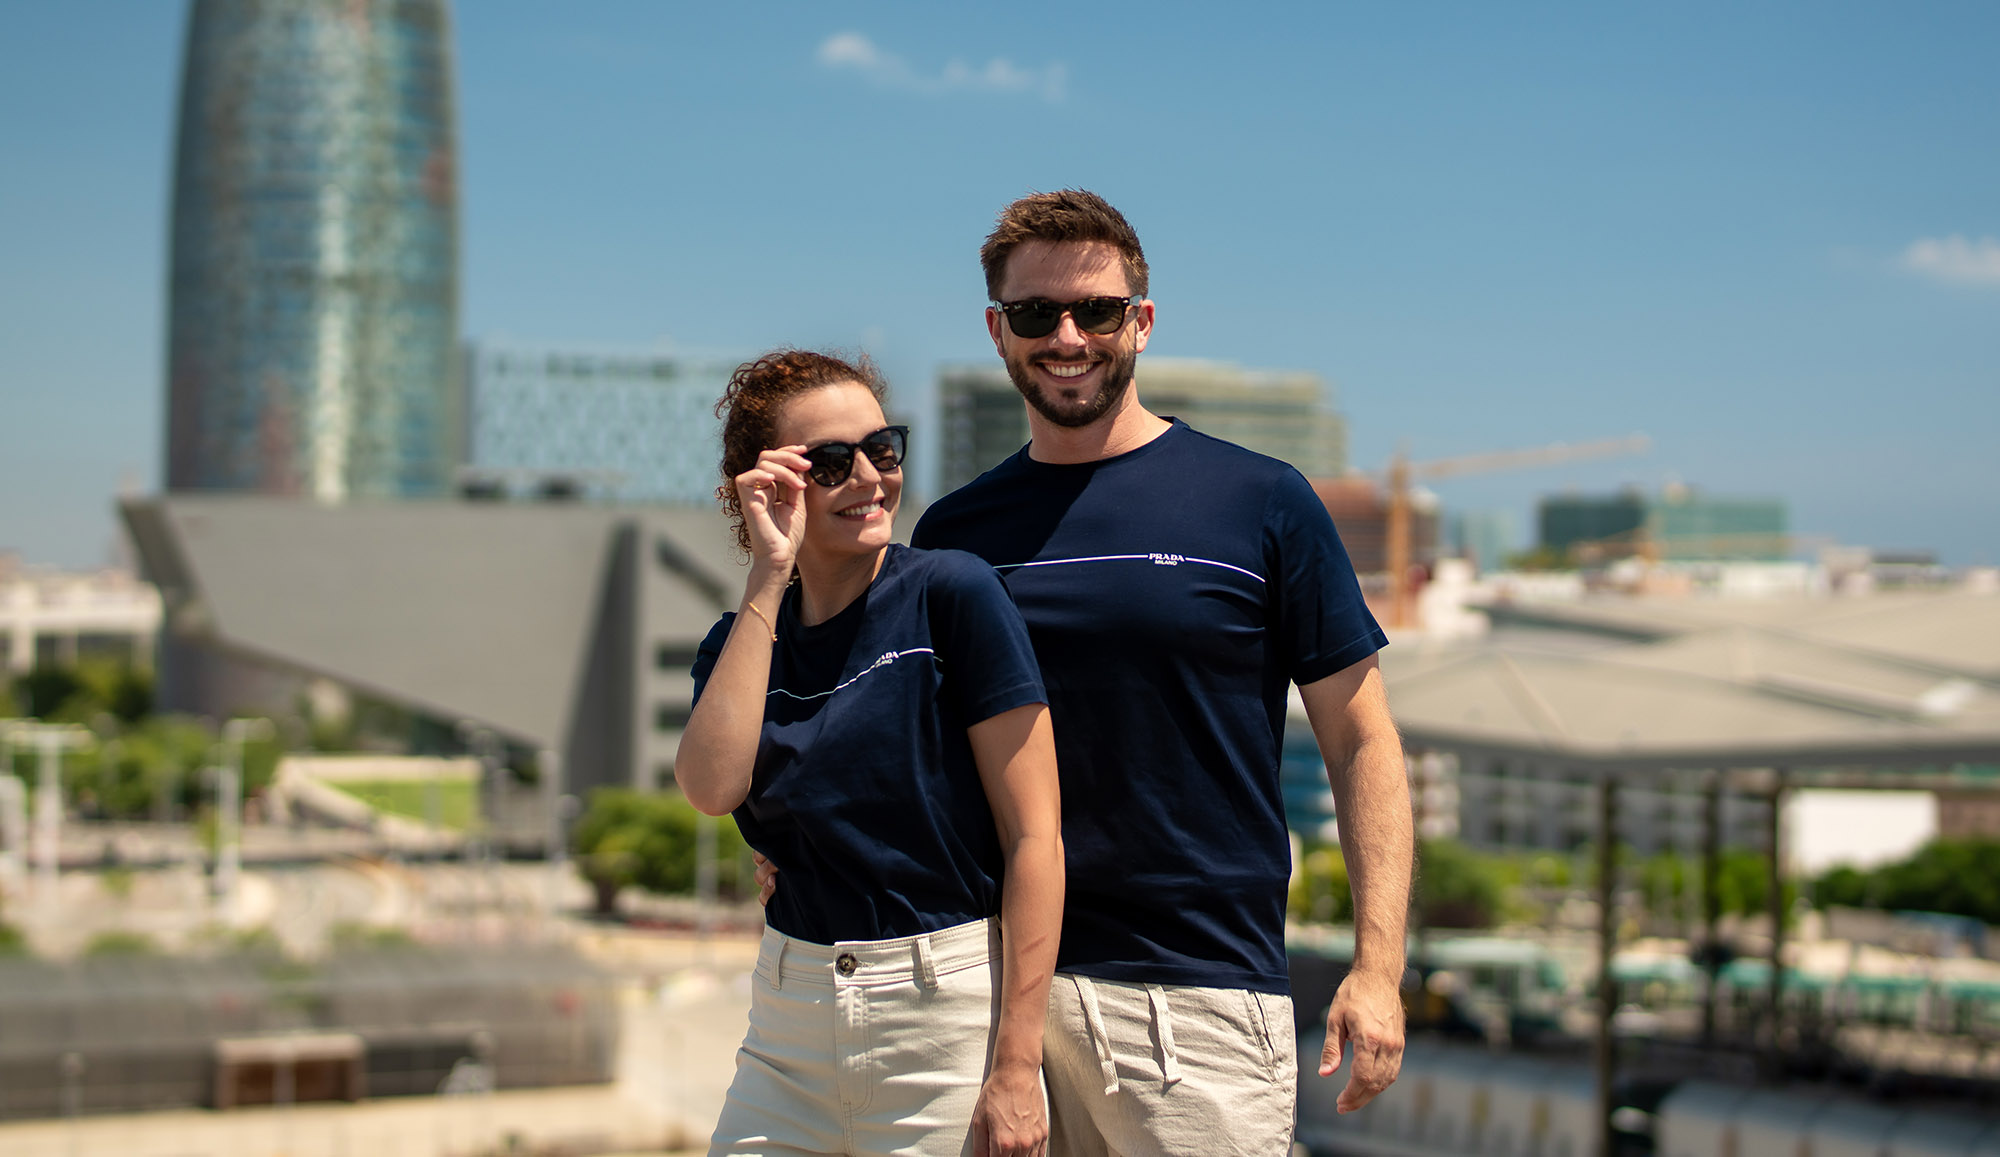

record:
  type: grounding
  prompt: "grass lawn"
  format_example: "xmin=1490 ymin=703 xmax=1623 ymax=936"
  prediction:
xmin=332 ymin=779 xmax=479 ymax=831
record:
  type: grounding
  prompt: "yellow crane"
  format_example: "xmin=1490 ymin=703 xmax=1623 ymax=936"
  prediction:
xmin=1364 ymin=434 xmax=1652 ymax=628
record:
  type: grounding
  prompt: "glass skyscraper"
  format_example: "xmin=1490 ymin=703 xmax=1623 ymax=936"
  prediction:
xmin=165 ymin=0 xmax=461 ymax=499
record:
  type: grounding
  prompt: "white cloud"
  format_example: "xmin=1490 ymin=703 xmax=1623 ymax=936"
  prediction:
xmin=817 ymin=32 xmax=888 ymax=72
xmin=1898 ymin=235 xmax=2000 ymax=287
xmin=816 ymin=32 xmax=1066 ymax=102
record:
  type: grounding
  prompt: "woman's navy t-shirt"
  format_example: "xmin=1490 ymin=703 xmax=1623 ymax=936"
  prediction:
xmin=689 ymin=544 xmax=1046 ymax=945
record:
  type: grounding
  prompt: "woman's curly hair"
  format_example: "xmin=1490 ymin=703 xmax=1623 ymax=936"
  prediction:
xmin=714 ymin=349 xmax=888 ymax=554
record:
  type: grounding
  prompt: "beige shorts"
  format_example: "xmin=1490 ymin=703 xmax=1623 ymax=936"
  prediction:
xmin=1044 ymin=973 xmax=1297 ymax=1157
xmin=708 ymin=917 xmax=1005 ymax=1157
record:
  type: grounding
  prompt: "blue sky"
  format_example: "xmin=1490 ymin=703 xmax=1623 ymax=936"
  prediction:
xmin=3 ymin=1 xmax=1995 ymax=568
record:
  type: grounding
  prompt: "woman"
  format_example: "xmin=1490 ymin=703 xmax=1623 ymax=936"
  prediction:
xmin=677 ymin=350 xmax=1063 ymax=1157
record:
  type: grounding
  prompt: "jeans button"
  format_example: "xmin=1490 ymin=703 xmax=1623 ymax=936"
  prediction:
xmin=836 ymin=953 xmax=858 ymax=976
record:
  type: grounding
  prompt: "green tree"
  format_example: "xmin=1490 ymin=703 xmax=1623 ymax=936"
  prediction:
xmin=1416 ymin=837 xmax=1506 ymax=929
xmin=17 ymin=666 xmax=83 ymax=719
xmin=1617 ymin=848 xmax=1797 ymax=925
xmin=9 ymin=659 xmax=150 ymax=724
xmin=81 ymin=715 xmax=217 ymax=818
xmin=1813 ymin=839 xmax=2000 ymax=925
xmin=1709 ymin=848 xmax=1799 ymax=917
xmin=570 ymin=788 xmax=749 ymax=915
xmin=1288 ymin=843 xmax=1353 ymax=925
xmin=1813 ymin=863 xmax=1872 ymax=909
xmin=1503 ymin=545 xmax=1569 ymax=572
xmin=82 ymin=930 xmax=158 ymax=957
xmin=104 ymin=664 xmax=155 ymax=723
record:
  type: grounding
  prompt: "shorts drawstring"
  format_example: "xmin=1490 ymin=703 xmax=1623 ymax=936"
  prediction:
xmin=1146 ymin=984 xmax=1181 ymax=1086
xmin=1075 ymin=975 xmax=1120 ymax=1095
xmin=1073 ymin=975 xmax=1183 ymax=1092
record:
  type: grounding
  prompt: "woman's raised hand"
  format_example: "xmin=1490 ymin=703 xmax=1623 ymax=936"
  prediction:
xmin=734 ymin=446 xmax=811 ymax=577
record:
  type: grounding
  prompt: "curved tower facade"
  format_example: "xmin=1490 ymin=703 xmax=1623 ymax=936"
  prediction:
xmin=165 ymin=0 xmax=460 ymax=499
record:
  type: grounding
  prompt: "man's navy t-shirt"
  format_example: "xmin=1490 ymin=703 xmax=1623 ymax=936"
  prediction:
xmin=913 ymin=420 xmax=1386 ymax=993
xmin=690 ymin=544 xmax=1046 ymax=945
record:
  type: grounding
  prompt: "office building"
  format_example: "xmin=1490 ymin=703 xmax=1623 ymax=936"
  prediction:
xmin=936 ymin=359 xmax=1347 ymax=492
xmin=164 ymin=0 xmax=461 ymax=500
xmin=1451 ymin=510 xmax=1520 ymax=575
xmin=0 ymin=555 xmax=162 ymax=675
xmin=1309 ymin=478 xmax=1442 ymax=577
xmin=1539 ymin=487 xmax=1788 ymax=563
xmin=462 ymin=344 xmax=741 ymax=505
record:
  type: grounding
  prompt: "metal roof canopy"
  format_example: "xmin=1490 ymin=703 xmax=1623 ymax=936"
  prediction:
xmin=1360 ymin=589 xmax=2000 ymax=1154
xmin=1380 ymin=591 xmax=2000 ymax=780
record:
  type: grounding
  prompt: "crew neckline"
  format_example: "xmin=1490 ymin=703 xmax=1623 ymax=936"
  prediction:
xmin=782 ymin=543 xmax=905 ymax=635
xmin=1019 ymin=417 xmax=1188 ymax=472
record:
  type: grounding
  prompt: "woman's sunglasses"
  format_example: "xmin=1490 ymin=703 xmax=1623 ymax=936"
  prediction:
xmin=991 ymin=295 xmax=1140 ymax=340
xmin=801 ymin=425 xmax=909 ymax=487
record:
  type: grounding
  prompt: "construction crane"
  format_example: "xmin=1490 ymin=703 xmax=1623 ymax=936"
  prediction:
xmin=1359 ymin=434 xmax=1652 ymax=628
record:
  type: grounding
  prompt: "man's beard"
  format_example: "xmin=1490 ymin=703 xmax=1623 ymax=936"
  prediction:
xmin=1003 ymin=345 xmax=1139 ymax=429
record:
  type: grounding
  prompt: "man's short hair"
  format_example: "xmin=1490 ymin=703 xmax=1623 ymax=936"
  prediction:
xmin=981 ymin=189 xmax=1149 ymax=301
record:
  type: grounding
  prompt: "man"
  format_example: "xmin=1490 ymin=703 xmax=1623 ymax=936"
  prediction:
xmin=908 ymin=189 xmax=1412 ymax=1155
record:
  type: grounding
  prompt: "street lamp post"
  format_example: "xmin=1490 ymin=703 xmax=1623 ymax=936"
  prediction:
xmin=0 ymin=722 xmax=94 ymax=913
xmin=540 ymin=747 xmax=574 ymax=927
xmin=214 ymin=718 xmax=274 ymax=913
xmin=456 ymin=722 xmax=501 ymax=864
xmin=0 ymin=773 xmax=25 ymax=897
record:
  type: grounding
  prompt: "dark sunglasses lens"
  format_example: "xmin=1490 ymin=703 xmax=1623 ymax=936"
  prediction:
xmin=1070 ymin=298 xmax=1129 ymax=334
xmin=804 ymin=444 xmax=854 ymax=486
xmin=1007 ymin=302 xmax=1064 ymax=339
xmin=861 ymin=428 xmax=907 ymax=471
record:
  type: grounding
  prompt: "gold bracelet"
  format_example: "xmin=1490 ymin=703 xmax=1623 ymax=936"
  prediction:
xmin=742 ymin=600 xmax=778 ymax=642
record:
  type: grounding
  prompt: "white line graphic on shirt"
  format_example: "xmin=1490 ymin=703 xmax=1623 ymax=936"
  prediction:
xmin=768 ymin=647 xmax=941 ymax=701
xmin=993 ymin=553 xmax=1265 ymax=583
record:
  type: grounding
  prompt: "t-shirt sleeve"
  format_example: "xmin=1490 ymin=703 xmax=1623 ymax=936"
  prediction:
xmin=1265 ymin=468 xmax=1388 ymax=685
xmin=909 ymin=504 xmax=945 ymax=551
xmin=688 ymin=613 xmax=737 ymax=706
xmin=926 ymin=550 xmax=1047 ymax=724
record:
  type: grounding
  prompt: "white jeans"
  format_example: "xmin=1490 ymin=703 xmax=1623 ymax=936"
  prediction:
xmin=708 ymin=917 xmax=1004 ymax=1157
xmin=1043 ymin=974 xmax=1297 ymax=1157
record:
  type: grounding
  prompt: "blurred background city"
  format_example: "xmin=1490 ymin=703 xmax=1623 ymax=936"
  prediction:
xmin=1 ymin=2 xmax=1996 ymax=1156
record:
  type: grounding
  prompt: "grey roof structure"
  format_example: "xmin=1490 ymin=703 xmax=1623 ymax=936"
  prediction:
xmin=122 ymin=495 xmax=753 ymax=797
xmin=1383 ymin=591 xmax=2000 ymax=779
xmin=122 ymin=490 xmax=2000 ymax=797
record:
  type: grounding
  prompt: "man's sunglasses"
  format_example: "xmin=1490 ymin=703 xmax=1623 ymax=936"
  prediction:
xmin=991 ymin=296 xmax=1140 ymax=340
xmin=801 ymin=425 xmax=909 ymax=487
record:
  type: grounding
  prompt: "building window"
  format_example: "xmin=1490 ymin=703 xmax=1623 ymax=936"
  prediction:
xmin=655 ymin=644 xmax=700 ymax=672
xmin=654 ymin=703 xmax=692 ymax=732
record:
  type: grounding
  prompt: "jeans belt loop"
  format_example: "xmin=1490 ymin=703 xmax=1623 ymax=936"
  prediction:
xmin=914 ymin=933 xmax=939 ymax=989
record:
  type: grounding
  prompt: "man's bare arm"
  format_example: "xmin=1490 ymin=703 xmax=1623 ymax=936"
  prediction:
xmin=1298 ymin=653 xmax=1412 ymax=1113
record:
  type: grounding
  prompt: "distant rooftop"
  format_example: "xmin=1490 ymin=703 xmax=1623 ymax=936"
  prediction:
xmin=1375 ymin=588 xmax=2000 ymax=777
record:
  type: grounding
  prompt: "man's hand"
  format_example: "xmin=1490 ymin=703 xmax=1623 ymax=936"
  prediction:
xmin=1318 ymin=967 xmax=1405 ymax=1113
xmin=751 ymin=851 xmax=777 ymax=907
xmin=968 ymin=1063 xmax=1047 ymax=1156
